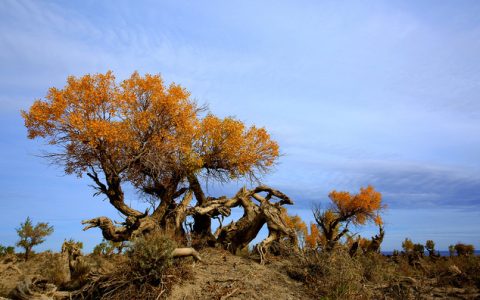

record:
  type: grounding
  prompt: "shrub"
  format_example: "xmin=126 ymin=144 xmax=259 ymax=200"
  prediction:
xmin=93 ymin=239 xmax=127 ymax=256
xmin=80 ymin=232 xmax=186 ymax=299
xmin=358 ymin=252 xmax=396 ymax=283
xmin=454 ymin=243 xmax=475 ymax=256
xmin=0 ymin=245 xmax=14 ymax=256
xmin=39 ymin=252 xmax=69 ymax=286
xmin=413 ymin=244 xmax=425 ymax=256
xmin=127 ymin=232 xmax=176 ymax=284
xmin=288 ymin=249 xmax=366 ymax=299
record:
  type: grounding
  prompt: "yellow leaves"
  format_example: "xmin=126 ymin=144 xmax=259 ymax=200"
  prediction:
xmin=402 ymin=238 xmax=414 ymax=252
xmin=285 ymin=215 xmax=308 ymax=238
xmin=323 ymin=210 xmax=337 ymax=226
xmin=305 ymin=223 xmax=320 ymax=249
xmin=374 ymin=214 xmax=383 ymax=226
xmin=22 ymin=71 xmax=279 ymax=182
xmin=198 ymin=114 xmax=279 ymax=178
xmin=328 ymin=185 xmax=384 ymax=225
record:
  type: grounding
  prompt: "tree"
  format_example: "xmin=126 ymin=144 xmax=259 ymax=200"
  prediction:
xmin=22 ymin=71 xmax=294 ymax=258
xmin=402 ymin=238 xmax=414 ymax=253
xmin=305 ymin=223 xmax=320 ymax=250
xmin=16 ymin=217 xmax=53 ymax=260
xmin=413 ymin=243 xmax=425 ymax=256
xmin=313 ymin=185 xmax=385 ymax=251
xmin=448 ymin=244 xmax=455 ymax=257
xmin=425 ymin=240 xmax=436 ymax=257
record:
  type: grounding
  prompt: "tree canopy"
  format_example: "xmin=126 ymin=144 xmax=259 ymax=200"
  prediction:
xmin=313 ymin=185 xmax=385 ymax=251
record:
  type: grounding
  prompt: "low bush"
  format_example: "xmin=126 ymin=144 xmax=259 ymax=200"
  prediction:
xmin=127 ymin=232 xmax=176 ymax=284
xmin=79 ymin=232 xmax=191 ymax=300
xmin=288 ymin=249 xmax=367 ymax=299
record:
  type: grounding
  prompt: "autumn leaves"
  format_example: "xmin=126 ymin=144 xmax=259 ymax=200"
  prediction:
xmin=22 ymin=71 xmax=278 ymax=181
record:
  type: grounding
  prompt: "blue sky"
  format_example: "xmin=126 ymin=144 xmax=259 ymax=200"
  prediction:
xmin=1 ymin=0 xmax=479 ymax=252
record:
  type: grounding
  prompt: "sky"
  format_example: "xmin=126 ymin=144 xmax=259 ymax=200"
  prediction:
xmin=0 ymin=0 xmax=479 ymax=252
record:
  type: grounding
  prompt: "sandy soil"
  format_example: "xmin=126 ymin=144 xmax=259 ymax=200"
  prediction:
xmin=169 ymin=248 xmax=310 ymax=300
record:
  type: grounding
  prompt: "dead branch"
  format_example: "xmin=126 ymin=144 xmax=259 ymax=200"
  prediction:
xmin=81 ymin=213 xmax=156 ymax=242
xmin=171 ymin=247 xmax=202 ymax=262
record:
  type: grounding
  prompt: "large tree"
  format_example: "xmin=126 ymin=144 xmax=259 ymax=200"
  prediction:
xmin=23 ymin=71 xmax=295 ymax=255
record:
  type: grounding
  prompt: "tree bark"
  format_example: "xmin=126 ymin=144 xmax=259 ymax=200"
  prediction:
xmin=188 ymin=174 xmax=214 ymax=236
xmin=82 ymin=182 xmax=297 ymax=264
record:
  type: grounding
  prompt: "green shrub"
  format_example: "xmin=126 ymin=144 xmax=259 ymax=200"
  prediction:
xmin=413 ymin=244 xmax=425 ymax=256
xmin=0 ymin=245 xmax=14 ymax=256
xmin=127 ymin=232 xmax=176 ymax=284
xmin=425 ymin=240 xmax=435 ymax=256
xmin=80 ymin=232 xmax=184 ymax=299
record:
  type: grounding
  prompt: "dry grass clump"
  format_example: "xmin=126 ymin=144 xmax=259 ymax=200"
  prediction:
xmin=78 ymin=232 xmax=192 ymax=300
xmin=357 ymin=252 xmax=396 ymax=284
xmin=37 ymin=252 xmax=69 ymax=287
xmin=288 ymin=249 xmax=367 ymax=299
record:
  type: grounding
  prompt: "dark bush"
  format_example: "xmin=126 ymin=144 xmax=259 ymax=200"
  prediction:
xmin=454 ymin=243 xmax=475 ymax=256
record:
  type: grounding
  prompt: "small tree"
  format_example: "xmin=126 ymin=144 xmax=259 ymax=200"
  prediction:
xmin=313 ymin=185 xmax=385 ymax=251
xmin=305 ymin=223 xmax=321 ymax=250
xmin=448 ymin=245 xmax=455 ymax=256
xmin=413 ymin=243 xmax=425 ymax=256
xmin=425 ymin=240 xmax=436 ymax=257
xmin=402 ymin=238 xmax=414 ymax=253
xmin=16 ymin=217 xmax=54 ymax=260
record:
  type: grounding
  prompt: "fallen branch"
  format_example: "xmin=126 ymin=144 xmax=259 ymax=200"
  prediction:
xmin=172 ymin=247 xmax=202 ymax=262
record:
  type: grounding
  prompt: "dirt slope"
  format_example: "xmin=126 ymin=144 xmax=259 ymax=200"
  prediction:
xmin=169 ymin=248 xmax=310 ymax=300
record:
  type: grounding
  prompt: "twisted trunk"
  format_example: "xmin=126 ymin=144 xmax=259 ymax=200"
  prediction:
xmin=82 ymin=177 xmax=297 ymax=263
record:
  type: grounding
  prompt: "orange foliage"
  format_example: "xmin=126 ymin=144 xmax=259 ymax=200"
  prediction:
xmin=312 ymin=186 xmax=385 ymax=251
xmin=328 ymin=185 xmax=384 ymax=225
xmin=305 ymin=223 xmax=320 ymax=249
xmin=197 ymin=114 xmax=279 ymax=179
xmin=285 ymin=215 xmax=308 ymax=247
xmin=22 ymin=71 xmax=279 ymax=182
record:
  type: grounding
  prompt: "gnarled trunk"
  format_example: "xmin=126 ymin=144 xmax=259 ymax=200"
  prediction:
xmin=82 ymin=180 xmax=297 ymax=263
